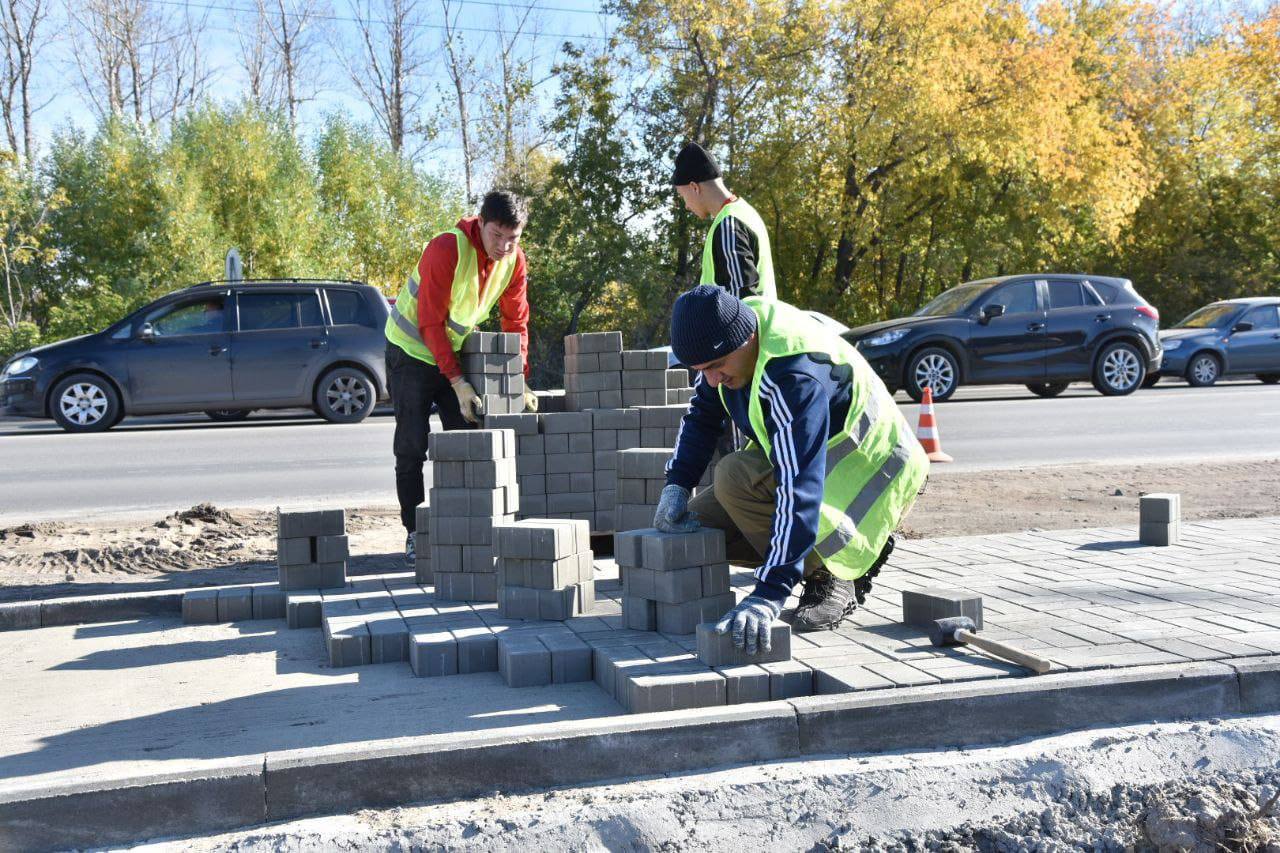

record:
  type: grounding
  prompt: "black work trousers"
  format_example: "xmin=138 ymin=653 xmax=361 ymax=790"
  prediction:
xmin=387 ymin=343 xmax=473 ymax=532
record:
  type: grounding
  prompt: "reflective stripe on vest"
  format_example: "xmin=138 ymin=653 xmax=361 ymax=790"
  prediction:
xmin=700 ymin=198 xmax=777 ymax=300
xmin=384 ymin=228 xmax=517 ymax=364
xmin=723 ymin=298 xmax=929 ymax=581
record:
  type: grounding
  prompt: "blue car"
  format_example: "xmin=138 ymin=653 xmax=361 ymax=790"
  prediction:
xmin=1152 ymin=297 xmax=1280 ymax=387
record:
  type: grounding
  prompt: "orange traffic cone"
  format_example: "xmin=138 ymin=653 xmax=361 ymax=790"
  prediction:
xmin=916 ymin=386 xmax=953 ymax=463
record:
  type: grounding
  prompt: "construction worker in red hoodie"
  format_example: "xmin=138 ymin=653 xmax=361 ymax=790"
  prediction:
xmin=384 ymin=190 xmax=536 ymax=564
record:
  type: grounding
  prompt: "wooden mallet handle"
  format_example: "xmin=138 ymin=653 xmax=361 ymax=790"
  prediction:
xmin=956 ymin=629 xmax=1052 ymax=674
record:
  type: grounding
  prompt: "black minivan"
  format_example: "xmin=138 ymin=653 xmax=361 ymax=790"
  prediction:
xmin=842 ymin=274 xmax=1162 ymax=401
xmin=0 ymin=279 xmax=390 ymax=432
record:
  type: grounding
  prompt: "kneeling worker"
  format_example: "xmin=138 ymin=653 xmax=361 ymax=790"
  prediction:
xmin=653 ymin=285 xmax=928 ymax=652
xmin=385 ymin=189 xmax=536 ymax=564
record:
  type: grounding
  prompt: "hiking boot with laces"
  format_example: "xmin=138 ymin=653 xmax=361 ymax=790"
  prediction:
xmin=792 ymin=535 xmax=895 ymax=632
xmin=405 ymin=532 xmax=416 ymax=568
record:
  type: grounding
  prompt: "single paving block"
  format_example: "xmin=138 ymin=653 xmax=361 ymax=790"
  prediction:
xmin=622 ymin=595 xmax=656 ymax=631
xmin=276 ymin=536 xmax=314 ymax=566
xmin=761 ymin=660 xmax=813 ymax=699
xmin=537 ymin=585 xmax=581 ymax=621
xmin=182 ymin=588 xmax=220 ymax=624
xmin=277 ymin=508 xmax=345 ymax=539
xmin=216 ymin=586 xmax=254 ymax=622
xmin=410 ymin=629 xmax=459 ymax=676
xmin=453 ymin=626 xmax=499 ymax=673
xmin=1140 ymin=521 xmax=1180 ymax=547
xmin=613 ymin=529 xmax=646 ymax=568
xmin=251 ymin=587 xmax=286 ymax=621
xmin=640 ymin=528 xmax=727 ymax=571
xmin=623 ymin=662 xmax=727 ymax=713
xmin=695 ymin=621 xmax=792 ymax=666
xmin=368 ymin=614 xmax=410 ymax=663
xmin=285 ymin=592 xmax=323 ymax=629
xmin=656 ymin=593 xmax=736 ymax=635
xmin=1140 ymin=492 xmax=1180 ymax=524
xmin=541 ymin=631 xmax=593 ymax=683
xmin=701 ymin=562 xmax=731 ymax=597
xmin=541 ymin=411 xmax=594 ymax=434
xmin=461 ymin=545 xmax=496 ymax=573
xmin=716 ymin=664 xmax=772 ymax=704
xmin=901 ymin=588 xmax=985 ymax=629
xmin=498 ymin=585 xmax=540 ymax=620
xmin=415 ymin=556 xmax=433 ymax=586
xmin=433 ymin=571 xmax=473 ymax=601
xmin=498 ymin=632 xmax=552 ymax=687
xmin=315 ymin=534 xmax=349 ymax=563
xmin=652 ymin=566 xmax=705 ymax=604
xmin=327 ymin=625 xmax=371 ymax=667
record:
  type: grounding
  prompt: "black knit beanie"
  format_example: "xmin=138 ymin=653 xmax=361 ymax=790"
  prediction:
xmin=670 ymin=142 xmax=722 ymax=185
xmin=670 ymin=285 xmax=758 ymax=367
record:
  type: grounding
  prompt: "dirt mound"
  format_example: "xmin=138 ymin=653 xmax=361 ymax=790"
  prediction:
xmin=848 ymin=773 xmax=1280 ymax=852
xmin=158 ymin=503 xmax=241 ymax=528
xmin=0 ymin=521 xmax=65 ymax=541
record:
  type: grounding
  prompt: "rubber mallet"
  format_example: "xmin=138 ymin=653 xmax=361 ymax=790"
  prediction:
xmin=928 ymin=616 xmax=1052 ymax=674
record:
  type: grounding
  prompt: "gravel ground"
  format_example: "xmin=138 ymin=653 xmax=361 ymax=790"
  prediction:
xmin=125 ymin=714 xmax=1280 ymax=852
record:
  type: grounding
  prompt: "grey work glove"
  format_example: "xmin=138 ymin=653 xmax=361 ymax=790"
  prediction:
xmin=653 ymin=484 xmax=700 ymax=533
xmin=522 ymin=387 xmax=538 ymax=413
xmin=715 ymin=595 xmax=783 ymax=655
xmin=451 ymin=379 xmax=483 ymax=424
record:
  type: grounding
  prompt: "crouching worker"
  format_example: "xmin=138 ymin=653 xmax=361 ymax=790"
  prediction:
xmin=653 ymin=285 xmax=928 ymax=653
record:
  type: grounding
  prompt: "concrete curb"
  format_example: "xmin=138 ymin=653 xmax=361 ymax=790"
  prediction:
xmin=1 ymin=589 xmax=185 ymax=631
xmin=1 ymin=659 xmax=1276 ymax=850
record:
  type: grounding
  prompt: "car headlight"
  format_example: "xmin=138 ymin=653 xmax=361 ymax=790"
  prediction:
xmin=863 ymin=329 xmax=909 ymax=347
xmin=1161 ymin=339 xmax=1183 ymax=351
xmin=1 ymin=356 xmax=38 ymax=378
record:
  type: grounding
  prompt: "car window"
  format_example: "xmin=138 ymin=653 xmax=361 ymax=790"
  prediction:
xmin=146 ymin=297 xmax=226 ymax=336
xmin=238 ymin=292 xmax=324 ymax=331
xmin=326 ymin=289 xmax=373 ymax=327
xmin=914 ymin=282 xmax=993 ymax=317
xmin=1047 ymin=281 xmax=1085 ymax=310
xmin=1242 ymin=305 xmax=1280 ymax=331
xmin=987 ymin=281 xmax=1038 ymax=314
xmin=1090 ymin=282 xmax=1120 ymax=304
xmin=1177 ymin=304 xmax=1237 ymax=328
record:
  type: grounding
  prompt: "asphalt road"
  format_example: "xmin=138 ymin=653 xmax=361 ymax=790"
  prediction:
xmin=2 ymin=380 xmax=1278 ymax=524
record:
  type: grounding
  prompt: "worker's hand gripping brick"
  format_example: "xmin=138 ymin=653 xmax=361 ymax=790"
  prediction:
xmin=653 ymin=483 xmax=699 ymax=534
xmin=450 ymin=378 xmax=484 ymax=424
xmin=714 ymin=595 xmax=782 ymax=655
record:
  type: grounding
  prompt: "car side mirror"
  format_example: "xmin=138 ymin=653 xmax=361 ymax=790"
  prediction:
xmin=1232 ymin=321 xmax=1253 ymax=333
xmin=138 ymin=322 xmax=155 ymax=341
xmin=980 ymin=304 xmax=1005 ymax=324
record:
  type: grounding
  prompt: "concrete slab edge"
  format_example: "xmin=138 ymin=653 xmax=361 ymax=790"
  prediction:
xmin=0 ymin=584 xmax=280 ymax=632
xmin=5 ymin=659 xmax=1280 ymax=849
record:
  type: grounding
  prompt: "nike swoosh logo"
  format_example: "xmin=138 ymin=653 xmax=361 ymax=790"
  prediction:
xmin=712 ymin=341 xmax=725 ymax=351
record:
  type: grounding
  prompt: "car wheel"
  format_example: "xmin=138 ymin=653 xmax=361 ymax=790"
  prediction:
xmin=1142 ymin=374 xmax=1160 ymax=388
xmin=315 ymin=366 xmax=376 ymax=424
xmin=1185 ymin=353 xmax=1220 ymax=388
xmin=50 ymin=373 xmax=122 ymax=433
xmin=905 ymin=347 xmax=959 ymax=403
xmin=1092 ymin=341 xmax=1145 ymax=396
xmin=1026 ymin=382 xmax=1069 ymax=398
xmin=1257 ymin=374 xmax=1279 ymax=385
xmin=205 ymin=409 xmax=253 ymax=422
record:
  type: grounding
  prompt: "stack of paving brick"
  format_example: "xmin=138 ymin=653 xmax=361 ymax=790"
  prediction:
xmin=276 ymin=509 xmax=348 ymax=591
xmin=427 ymin=429 xmax=518 ymax=601
xmin=495 ymin=519 xmax=595 ymax=621
xmin=589 ymin=408 xmax=641 ymax=532
xmin=617 ymin=351 xmax=694 ymax=407
xmin=412 ymin=505 xmax=432 ymax=584
xmin=182 ymin=582 xmax=284 ymax=624
xmin=461 ymin=331 xmax=525 ymax=415
xmin=615 ymin=448 xmax=673 ymax=533
xmin=497 ymin=626 xmax=594 ymax=687
xmin=539 ymin=412 xmax=595 ymax=522
xmin=1139 ymin=493 xmax=1180 ymax=546
xmin=695 ymin=620 xmax=813 ymax=702
xmin=563 ymin=332 xmax=623 ymax=410
xmin=615 ymin=527 xmax=735 ymax=634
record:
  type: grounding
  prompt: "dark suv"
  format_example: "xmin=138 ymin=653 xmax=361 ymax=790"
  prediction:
xmin=842 ymin=274 xmax=1162 ymax=401
xmin=0 ymin=279 xmax=390 ymax=432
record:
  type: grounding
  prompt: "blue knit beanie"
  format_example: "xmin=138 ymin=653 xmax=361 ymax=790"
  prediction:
xmin=670 ymin=285 xmax=758 ymax=367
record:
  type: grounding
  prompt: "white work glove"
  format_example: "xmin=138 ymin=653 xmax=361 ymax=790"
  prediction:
xmin=715 ymin=595 xmax=783 ymax=655
xmin=523 ymin=387 xmax=538 ymax=413
xmin=652 ymin=484 xmax=699 ymax=533
xmin=451 ymin=379 xmax=483 ymax=424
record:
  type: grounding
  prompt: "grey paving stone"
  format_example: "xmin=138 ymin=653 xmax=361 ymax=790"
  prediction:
xmin=326 ymin=624 xmax=371 ymax=667
xmin=656 ymin=592 xmax=736 ymax=635
xmin=251 ymin=587 xmax=286 ymax=621
xmin=1140 ymin=493 xmax=1180 ymax=524
xmin=717 ymin=664 xmax=772 ymax=704
xmin=696 ymin=622 xmax=792 ymax=665
xmin=701 ymin=562 xmax=731 ymax=597
xmin=452 ymin=626 xmax=499 ymax=673
xmin=542 ymin=411 xmax=594 ymax=433
xmin=276 ymin=536 xmax=313 ymax=566
xmin=367 ymin=614 xmax=410 ymax=663
xmin=277 ymin=508 xmax=345 ymax=538
xmin=639 ymin=528 xmax=727 ymax=571
xmin=623 ymin=596 xmax=656 ymax=631
xmin=762 ymin=660 xmax=814 ymax=699
xmin=409 ymin=630 xmax=458 ymax=676
xmin=314 ymin=535 xmax=349 ymax=563
xmin=216 ymin=586 xmax=254 ymax=622
xmin=285 ymin=591 xmax=323 ymax=629
xmin=182 ymin=589 xmax=220 ymax=624
xmin=541 ymin=631 xmax=593 ymax=683
xmin=652 ymin=566 xmax=705 ymax=604
xmin=624 ymin=664 xmax=727 ymax=713
xmin=498 ymin=585 xmax=540 ymax=619
xmin=1140 ymin=521 xmax=1181 ymax=546
xmin=901 ymin=588 xmax=985 ymax=629
xmin=617 ymin=449 xmax=671 ymax=479
xmin=498 ymin=632 xmax=552 ymax=687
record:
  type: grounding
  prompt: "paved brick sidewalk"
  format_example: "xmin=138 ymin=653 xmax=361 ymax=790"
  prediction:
xmin=794 ymin=516 xmax=1280 ymax=690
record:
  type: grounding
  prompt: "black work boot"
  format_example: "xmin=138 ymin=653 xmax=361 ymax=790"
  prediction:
xmin=405 ymin=532 xmax=416 ymax=568
xmin=792 ymin=535 xmax=895 ymax=632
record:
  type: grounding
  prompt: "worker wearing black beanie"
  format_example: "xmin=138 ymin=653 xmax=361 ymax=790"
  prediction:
xmin=670 ymin=141 xmax=777 ymax=301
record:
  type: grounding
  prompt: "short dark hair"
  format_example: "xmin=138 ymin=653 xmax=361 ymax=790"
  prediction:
xmin=479 ymin=190 xmax=529 ymax=229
